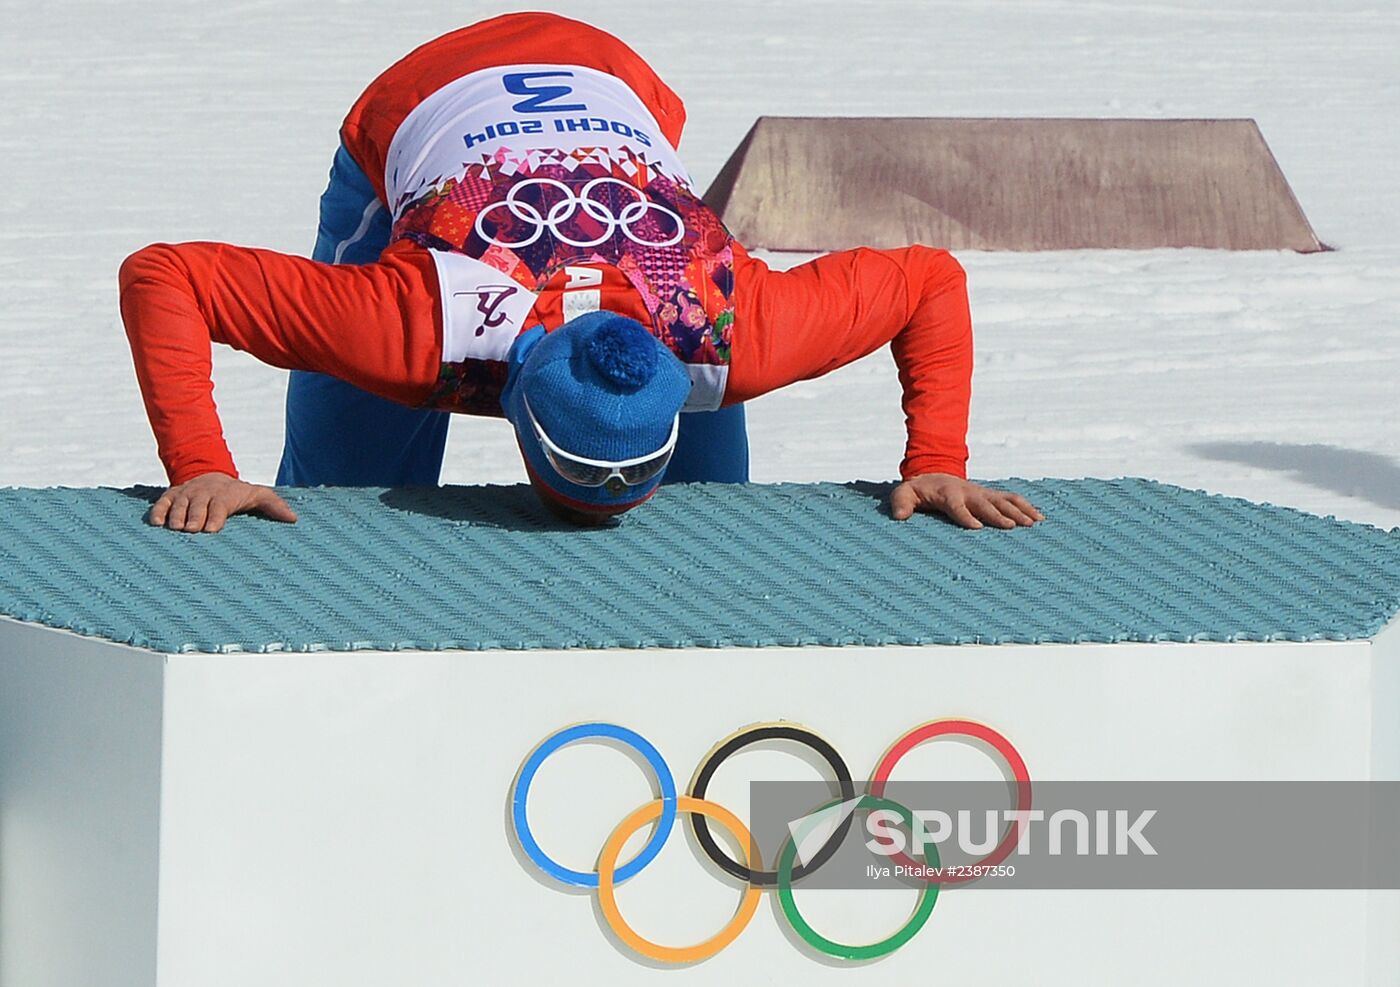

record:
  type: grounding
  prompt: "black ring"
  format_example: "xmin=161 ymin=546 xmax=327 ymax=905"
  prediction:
xmin=689 ymin=724 xmax=856 ymax=887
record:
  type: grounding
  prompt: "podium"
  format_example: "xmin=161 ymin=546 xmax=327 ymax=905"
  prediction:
xmin=2 ymin=480 xmax=1398 ymax=986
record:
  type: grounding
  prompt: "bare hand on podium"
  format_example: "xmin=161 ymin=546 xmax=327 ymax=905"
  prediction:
xmin=889 ymin=473 xmax=1043 ymax=529
xmin=148 ymin=473 xmax=298 ymax=534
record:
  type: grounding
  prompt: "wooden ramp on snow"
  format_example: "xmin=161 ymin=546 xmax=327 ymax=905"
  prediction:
xmin=703 ymin=117 xmax=1323 ymax=252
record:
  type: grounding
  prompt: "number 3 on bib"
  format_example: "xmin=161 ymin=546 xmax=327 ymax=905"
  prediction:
xmin=503 ymin=72 xmax=588 ymax=114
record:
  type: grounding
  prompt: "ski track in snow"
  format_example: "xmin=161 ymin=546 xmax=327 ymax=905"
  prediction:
xmin=1 ymin=0 xmax=1397 ymax=529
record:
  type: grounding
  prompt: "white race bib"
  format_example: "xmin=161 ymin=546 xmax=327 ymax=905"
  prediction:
xmin=385 ymin=63 xmax=691 ymax=217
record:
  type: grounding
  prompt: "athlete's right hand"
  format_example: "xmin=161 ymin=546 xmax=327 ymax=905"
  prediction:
xmin=148 ymin=472 xmax=298 ymax=534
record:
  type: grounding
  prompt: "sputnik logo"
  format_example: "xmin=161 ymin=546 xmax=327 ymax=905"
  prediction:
xmin=789 ymin=796 xmax=864 ymax=868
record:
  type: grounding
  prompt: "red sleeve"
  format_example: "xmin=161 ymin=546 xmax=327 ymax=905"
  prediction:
xmin=341 ymin=13 xmax=687 ymax=201
xmin=118 ymin=240 xmax=445 ymax=485
xmin=728 ymin=245 xmax=973 ymax=481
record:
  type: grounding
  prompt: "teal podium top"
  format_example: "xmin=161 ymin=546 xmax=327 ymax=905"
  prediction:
xmin=1 ymin=479 xmax=1398 ymax=654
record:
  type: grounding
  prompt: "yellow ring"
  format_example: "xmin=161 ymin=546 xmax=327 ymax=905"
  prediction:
xmin=596 ymin=795 xmax=763 ymax=964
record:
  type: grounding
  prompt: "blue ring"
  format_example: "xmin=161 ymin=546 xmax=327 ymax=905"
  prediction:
xmin=511 ymin=722 xmax=678 ymax=887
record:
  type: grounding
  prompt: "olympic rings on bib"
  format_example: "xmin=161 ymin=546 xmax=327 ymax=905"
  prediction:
xmin=475 ymin=176 xmax=686 ymax=250
xmin=869 ymin=719 xmax=1033 ymax=884
xmin=689 ymin=722 xmax=856 ymax=887
xmin=510 ymin=719 xmax=1031 ymax=963
xmin=777 ymin=795 xmax=941 ymax=960
xmin=510 ymin=722 xmax=677 ymax=888
xmin=598 ymin=796 xmax=764 ymax=964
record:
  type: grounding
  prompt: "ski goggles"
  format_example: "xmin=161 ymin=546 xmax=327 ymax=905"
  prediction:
xmin=523 ymin=395 xmax=679 ymax=490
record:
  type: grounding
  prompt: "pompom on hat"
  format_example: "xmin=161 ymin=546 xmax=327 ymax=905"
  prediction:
xmin=501 ymin=312 xmax=691 ymax=519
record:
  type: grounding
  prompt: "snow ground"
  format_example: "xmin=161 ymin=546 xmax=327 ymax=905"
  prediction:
xmin=1 ymin=0 xmax=1397 ymax=528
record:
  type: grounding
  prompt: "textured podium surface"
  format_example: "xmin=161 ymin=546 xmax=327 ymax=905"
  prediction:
xmin=4 ymin=479 xmax=1400 ymax=987
xmin=1 ymin=478 xmax=1398 ymax=653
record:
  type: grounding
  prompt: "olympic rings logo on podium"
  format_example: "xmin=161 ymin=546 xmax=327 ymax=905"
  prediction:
xmin=509 ymin=719 xmax=1032 ymax=964
xmin=475 ymin=176 xmax=686 ymax=250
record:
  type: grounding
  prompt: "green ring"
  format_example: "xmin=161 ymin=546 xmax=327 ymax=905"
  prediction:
xmin=776 ymin=795 xmax=941 ymax=961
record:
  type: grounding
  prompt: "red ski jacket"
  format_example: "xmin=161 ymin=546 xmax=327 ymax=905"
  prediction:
xmin=119 ymin=13 xmax=973 ymax=486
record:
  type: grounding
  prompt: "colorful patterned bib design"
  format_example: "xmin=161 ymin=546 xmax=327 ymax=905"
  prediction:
xmin=390 ymin=145 xmax=736 ymax=415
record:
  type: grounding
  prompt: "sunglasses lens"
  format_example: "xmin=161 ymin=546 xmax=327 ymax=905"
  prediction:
xmin=618 ymin=447 xmax=674 ymax=486
xmin=542 ymin=448 xmax=614 ymax=487
xmin=542 ymin=445 xmax=672 ymax=489
xmin=527 ymin=396 xmax=678 ymax=490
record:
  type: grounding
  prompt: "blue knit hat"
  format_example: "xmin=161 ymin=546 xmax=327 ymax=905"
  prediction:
xmin=501 ymin=312 xmax=691 ymax=516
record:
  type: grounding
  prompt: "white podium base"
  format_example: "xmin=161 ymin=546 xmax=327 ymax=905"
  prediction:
xmin=3 ymin=615 xmax=1398 ymax=987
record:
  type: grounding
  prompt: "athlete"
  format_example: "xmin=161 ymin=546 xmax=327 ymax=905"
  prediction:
xmin=119 ymin=13 xmax=1043 ymax=533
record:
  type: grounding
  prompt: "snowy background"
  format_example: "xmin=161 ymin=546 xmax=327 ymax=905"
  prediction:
xmin=2 ymin=0 xmax=1397 ymax=528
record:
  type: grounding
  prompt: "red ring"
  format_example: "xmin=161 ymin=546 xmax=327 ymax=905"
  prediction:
xmin=867 ymin=719 xmax=1032 ymax=885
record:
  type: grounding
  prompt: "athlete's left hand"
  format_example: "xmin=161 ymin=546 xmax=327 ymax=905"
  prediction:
xmin=890 ymin=473 xmax=1044 ymax=529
